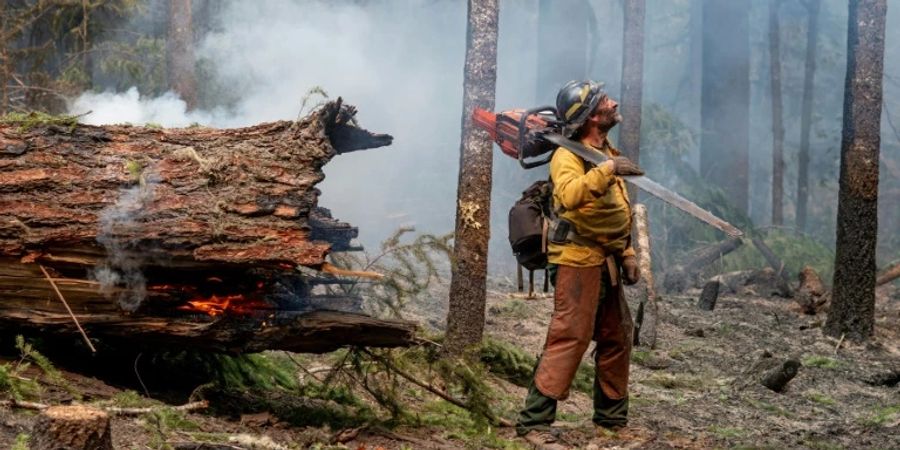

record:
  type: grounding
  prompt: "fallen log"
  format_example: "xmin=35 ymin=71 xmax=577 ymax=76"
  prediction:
xmin=629 ymin=204 xmax=658 ymax=349
xmin=0 ymin=101 xmax=418 ymax=353
xmin=663 ymin=237 xmax=743 ymax=292
xmin=751 ymin=237 xmax=793 ymax=297
xmin=876 ymin=260 xmax=900 ymax=287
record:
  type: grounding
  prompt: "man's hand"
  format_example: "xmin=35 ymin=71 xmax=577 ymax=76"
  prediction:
xmin=611 ymin=156 xmax=644 ymax=176
xmin=622 ymin=256 xmax=640 ymax=285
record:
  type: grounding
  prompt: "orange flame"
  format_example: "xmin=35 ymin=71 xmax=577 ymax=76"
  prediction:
xmin=178 ymin=293 xmax=272 ymax=317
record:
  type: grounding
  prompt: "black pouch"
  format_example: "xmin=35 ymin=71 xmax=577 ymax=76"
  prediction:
xmin=549 ymin=218 xmax=572 ymax=244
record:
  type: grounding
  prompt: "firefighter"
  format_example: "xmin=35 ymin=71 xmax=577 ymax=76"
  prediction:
xmin=517 ymin=80 xmax=643 ymax=449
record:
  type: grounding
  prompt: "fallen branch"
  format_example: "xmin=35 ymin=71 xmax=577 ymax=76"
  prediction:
xmin=876 ymin=260 xmax=900 ymax=287
xmin=39 ymin=264 xmax=96 ymax=353
xmin=360 ymin=349 xmax=514 ymax=427
xmin=0 ymin=399 xmax=209 ymax=415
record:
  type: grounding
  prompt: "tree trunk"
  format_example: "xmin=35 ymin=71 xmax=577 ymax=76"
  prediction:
xmin=32 ymin=405 xmax=113 ymax=450
xmin=796 ymin=0 xmax=820 ymax=232
xmin=825 ymin=0 xmax=885 ymax=342
xmin=167 ymin=0 xmax=197 ymax=110
xmin=768 ymin=0 xmax=785 ymax=226
xmin=620 ymin=0 xmax=645 ymax=204
xmin=445 ymin=0 xmax=498 ymax=355
xmin=700 ymin=0 xmax=750 ymax=214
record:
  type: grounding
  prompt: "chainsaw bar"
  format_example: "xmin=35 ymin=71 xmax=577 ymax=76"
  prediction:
xmin=543 ymin=133 xmax=744 ymax=238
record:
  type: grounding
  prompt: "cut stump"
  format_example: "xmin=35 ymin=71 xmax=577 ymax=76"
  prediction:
xmin=32 ymin=405 xmax=112 ymax=450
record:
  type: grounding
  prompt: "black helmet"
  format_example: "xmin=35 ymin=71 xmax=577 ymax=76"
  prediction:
xmin=556 ymin=80 xmax=605 ymax=137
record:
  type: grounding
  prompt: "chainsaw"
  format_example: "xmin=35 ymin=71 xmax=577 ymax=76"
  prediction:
xmin=472 ymin=106 xmax=743 ymax=237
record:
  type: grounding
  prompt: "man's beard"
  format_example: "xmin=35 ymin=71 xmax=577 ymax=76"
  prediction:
xmin=599 ymin=113 xmax=622 ymax=132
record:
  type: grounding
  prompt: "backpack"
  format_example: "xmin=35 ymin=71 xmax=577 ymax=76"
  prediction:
xmin=508 ymin=180 xmax=553 ymax=271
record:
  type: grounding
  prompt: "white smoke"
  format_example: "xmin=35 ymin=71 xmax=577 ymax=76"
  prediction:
xmin=71 ymin=87 xmax=224 ymax=127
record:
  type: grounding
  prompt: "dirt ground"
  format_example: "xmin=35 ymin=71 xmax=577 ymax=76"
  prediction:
xmin=1 ymin=277 xmax=898 ymax=449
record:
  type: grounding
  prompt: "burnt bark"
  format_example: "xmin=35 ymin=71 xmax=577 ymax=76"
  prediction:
xmin=445 ymin=0 xmax=498 ymax=355
xmin=700 ymin=0 xmax=750 ymax=214
xmin=167 ymin=0 xmax=197 ymax=110
xmin=825 ymin=0 xmax=885 ymax=342
xmin=698 ymin=280 xmax=720 ymax=311
xmin=760 ymin=359 xmax=801 ymax=393
xmin=619 ymin=0 xmax=645 ymax=197
xmin=796 ymin=0 xmax=820 ymax=232
xmin=768 ymin=0 xmax=785 ymax=226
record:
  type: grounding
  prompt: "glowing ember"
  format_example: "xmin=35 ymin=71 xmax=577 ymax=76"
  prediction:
xmin=178 ymin=294 xmax=272 ymax=317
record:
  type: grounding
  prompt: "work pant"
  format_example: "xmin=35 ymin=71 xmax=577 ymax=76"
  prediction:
xmin=516 ymin=263 xmax=633 ymax=434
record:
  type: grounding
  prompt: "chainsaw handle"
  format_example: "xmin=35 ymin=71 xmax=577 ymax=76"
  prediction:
xmin=518 ymin=105 xmax=557 ymax=169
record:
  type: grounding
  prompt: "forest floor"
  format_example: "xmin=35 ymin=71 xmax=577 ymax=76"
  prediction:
xmin=0 ymin=276 xmax=898 ymax=450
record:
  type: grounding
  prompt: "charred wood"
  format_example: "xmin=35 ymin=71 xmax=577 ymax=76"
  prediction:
xmin=698 ymin=280 xmax=720 ymax=311
xmin=663 ymin=237 xmax=742 ymax=292
xmin=760 ymin=359 xmax=801 ymax=393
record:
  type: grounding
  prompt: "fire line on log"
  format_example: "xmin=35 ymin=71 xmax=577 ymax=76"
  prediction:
xmin=178 ymin=293 xmax=273 ymax=317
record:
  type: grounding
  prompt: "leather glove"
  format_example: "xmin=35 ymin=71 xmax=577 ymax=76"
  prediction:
xmin=622 ymin=255 xmax=640 ymax=285
xmin=611 ymin=156 xmax=644 ymax=176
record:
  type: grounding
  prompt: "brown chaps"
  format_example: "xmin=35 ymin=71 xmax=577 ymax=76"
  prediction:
xmin=534 ymin=263 xmax=633 ymax=400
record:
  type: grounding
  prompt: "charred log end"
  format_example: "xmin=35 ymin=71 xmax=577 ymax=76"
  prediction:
xmin=32 ymin=405 xmax=113 ymax=450
xmin=698 ymin=280 xmax=721 ymax=311
xmin=319 ymin=97 xmax=394 ymax=154
xmin=760 ymin=359 xmax=801 ymax=393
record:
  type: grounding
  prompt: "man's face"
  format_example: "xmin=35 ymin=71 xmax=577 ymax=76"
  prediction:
xmin=589 ymin=95 xmax=621 ymax=131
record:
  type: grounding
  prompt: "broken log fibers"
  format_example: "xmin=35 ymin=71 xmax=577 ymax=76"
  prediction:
xmin=0 ymin=100 xmax=418 ymax=353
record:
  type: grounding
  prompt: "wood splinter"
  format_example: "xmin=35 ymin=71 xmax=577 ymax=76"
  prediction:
xmin=320 ymin=262 xmax=385 ymax=280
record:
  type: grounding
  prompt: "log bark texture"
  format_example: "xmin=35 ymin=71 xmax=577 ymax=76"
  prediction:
xmin=0 ymin=100 xmax=387 ymax=269
xmin=0 ymin=101 xmax=416 ymax=353
xmin=32 ymin=405 xmax=113 ymax=450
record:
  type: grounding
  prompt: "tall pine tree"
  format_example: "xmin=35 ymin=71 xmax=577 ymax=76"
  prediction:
xmin=825 ymin=0 xmax=886 ymax=341
xmin=445 ymin=0 xmax=499 ymax=355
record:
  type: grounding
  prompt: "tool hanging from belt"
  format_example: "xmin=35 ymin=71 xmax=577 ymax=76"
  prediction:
xmin=547 ymin=218 xmax=619 ymax=287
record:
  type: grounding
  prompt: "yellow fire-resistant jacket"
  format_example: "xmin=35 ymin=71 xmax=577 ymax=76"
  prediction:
xmin=547 ymin=139 xmax=635 ymax=267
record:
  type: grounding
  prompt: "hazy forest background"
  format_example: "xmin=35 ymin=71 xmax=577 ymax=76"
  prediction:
xmin=2 ymin=0 xmax=898 ymax=283
xmin=1 ymin=1 xmax=899 ymax=449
